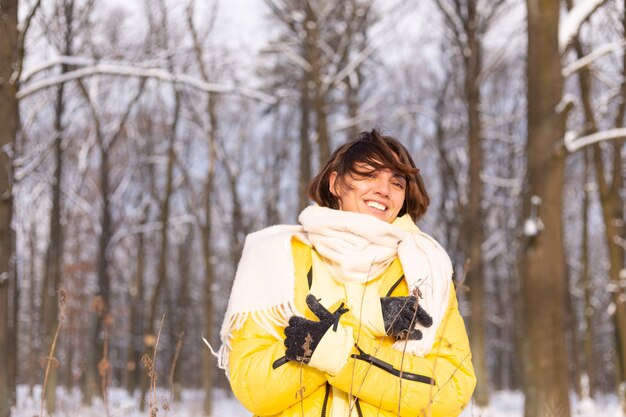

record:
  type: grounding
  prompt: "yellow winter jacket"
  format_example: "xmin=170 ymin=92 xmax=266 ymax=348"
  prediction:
xmin=228 ymin=238 xmax=476 ymax=417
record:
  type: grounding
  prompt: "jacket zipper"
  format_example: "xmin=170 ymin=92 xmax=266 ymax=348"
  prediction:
xmin=321 ymin=383 xmax=330 ymax=417
xmin=355 ymin=398 xmax=363 ymax=417
xmin=272 ymin=356 xmax=288 ymax=369
xmin=385 ymin=275 xmax=405 ymax=296
xmin=351 ymin=345 xmax=435 ymax=385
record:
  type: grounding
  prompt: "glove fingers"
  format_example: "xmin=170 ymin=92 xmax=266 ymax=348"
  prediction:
xmin=305 ymin=294 xmax=333 ymax=321
xmin=286 ymin=316 xmax=306 ymax=331
xmin=407 ymin=329 xmax=423 ymax=340
xmin=416 ymin=305 xmax=433 ymax=327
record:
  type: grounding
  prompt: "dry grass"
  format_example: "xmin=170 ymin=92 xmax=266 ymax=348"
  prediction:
xmin=39 ymin=288 xmax=67 ymax=417
xmin=142 ymin=314 xmax=168 ymax=417
xmin=168 ymin=331 xmax=184 ymax=402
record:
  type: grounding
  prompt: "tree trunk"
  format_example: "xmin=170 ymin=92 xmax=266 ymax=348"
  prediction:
xmin=345 ymin=68 xmax=361 ymax=139
xmin=126 ymin=224 xmax=145 ymax=395
xmin=27 ymin=226 xmax=38 ymax=396
xmin=201 ymin=215 xmax=214 ymax=415
xmin=170 ymin=234 xmax=191 ymax=403
xmin=581 ymin=148 xmax=594 ymax=398
xmin=42 ymin=131 xmax=62 ymax=411
xmin=593 ymin=140 xmax=626 ymax=409
xmin=298 ymin=76 xmax=312 ymax=213
xmin=0 ymin=0 xmax=19 ymax=415
xmin=522 ymin=2 xmax=571 ymax=417
xmin=84 ymin=139 xmax=113 ymax=405
xmin=462 ymin=0 xmax=488 ymax=406
xmin=202 ymin=93 xmax=218 ymax=415
xmin=565 ymin=256 xmax=581 ymax=398
xmin=304 ymin=3 xmax=330 ymax=168
xmin=42 ymin=0 xmax=73 ymax=407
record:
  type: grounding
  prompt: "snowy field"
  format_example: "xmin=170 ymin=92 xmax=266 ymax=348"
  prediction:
xmin=13 ymin=386 xmax=624 ymax=417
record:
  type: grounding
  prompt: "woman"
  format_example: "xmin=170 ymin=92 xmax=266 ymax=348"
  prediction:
xmin=217 ymin=129 xmax=476 ymax=417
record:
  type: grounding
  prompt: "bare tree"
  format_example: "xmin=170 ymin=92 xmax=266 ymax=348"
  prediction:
xmin=521 ymin=1 xmax=571 ymax=416
xmin=564 ymin=0 xmax=626 ymax=407
xmin=431 ymin=0 xmax=509 ymax=405
xmin=0 ymin=0 xmax=19 ymax=415
xmin=40 ymin=0 xmax=75 ymax=412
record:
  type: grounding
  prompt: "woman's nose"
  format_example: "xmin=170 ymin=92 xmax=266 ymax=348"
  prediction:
xmin=373 ymin=178 xmax=390 ymax=196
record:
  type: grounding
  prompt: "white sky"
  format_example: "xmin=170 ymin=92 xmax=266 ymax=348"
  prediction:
xmin=215 ymin=0 xmax=271 ymax=52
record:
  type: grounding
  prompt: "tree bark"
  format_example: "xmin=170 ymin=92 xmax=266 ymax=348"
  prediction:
xmin=303 ymin=3 xmax=330 ymax=168
xmin=27 ymin=226 xmax=38 ymax=396
xmin=170 ymin=233 xmax=191 ymax=403
xmin=581 ymin=148 xmax=594 ymax=397
xmin=42 ymin=1 xmax=73 ymax=409
xmin=201 ymin=93 xmax=218 ymax=415
xmin=521 ymin=1 xmax=571 ymax=417
xmin=461 ymin=0 xmax=488 ymax=406
xmin=126 ymin=222 xmax=145 ymax=395
xmin=0 ymin=0 xmax=19 ymax=415
xmin=592 ymin=141 xmax=626 ymax=408
xmin=298 ymin=75 xmax=312 ymax=213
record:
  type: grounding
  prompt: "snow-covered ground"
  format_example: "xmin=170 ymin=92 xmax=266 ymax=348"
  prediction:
xmin=13 ymin=385 xmax=624 ymax=417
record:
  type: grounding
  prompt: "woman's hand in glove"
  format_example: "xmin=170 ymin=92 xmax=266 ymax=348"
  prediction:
xmin=380 ymin=296 xmax=432 ymax=340
xmin=284 ymin=294 xmax=349 ymax=364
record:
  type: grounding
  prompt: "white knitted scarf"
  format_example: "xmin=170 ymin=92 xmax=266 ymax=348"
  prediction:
xmin=216 ymin=206 xmax=452 ymax=372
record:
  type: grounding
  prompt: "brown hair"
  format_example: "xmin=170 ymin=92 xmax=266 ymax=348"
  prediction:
xmin=307 ymin=129 xmax=430 ymax=220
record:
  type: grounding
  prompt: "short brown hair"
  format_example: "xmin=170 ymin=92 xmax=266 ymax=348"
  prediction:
xmin=307 ymin=129 xmax=430 ymax=220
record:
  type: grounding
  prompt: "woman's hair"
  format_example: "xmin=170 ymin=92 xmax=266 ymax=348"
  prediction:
xmin=307 ymin=129 xmax=430 ymax=220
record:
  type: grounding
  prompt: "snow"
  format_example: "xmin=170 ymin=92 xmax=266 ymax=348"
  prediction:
xmin=13 ymin=386 xmax=624 ymax=417
xmin=17 ymin=58 xmax=277 ymax=104
xmin=13 ymin=385 xmax=249 ymax=417
xmin=564 ymin=128 xmax=626 ymax=153
xmin=562 ymin=41 xmax=626 ymax=77
xmin=559 ymin=0 xmax=607 ymax=51
xmin=523 ymin=218 xmax=542 ymax=237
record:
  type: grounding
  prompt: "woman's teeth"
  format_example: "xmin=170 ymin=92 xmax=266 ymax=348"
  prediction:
xmin=366 ymin=201 xmax=386 ymax=211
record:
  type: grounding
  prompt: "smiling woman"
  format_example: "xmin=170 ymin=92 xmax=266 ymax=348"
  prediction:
xmin=218 ymin=128 xmax=476 ymax=417
xmin=309 ymin=130 xmax=429 ymax=224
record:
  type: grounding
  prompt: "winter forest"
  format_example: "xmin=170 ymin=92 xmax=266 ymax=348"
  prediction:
xmin=0 ymin=0 xmax=625 ymax=416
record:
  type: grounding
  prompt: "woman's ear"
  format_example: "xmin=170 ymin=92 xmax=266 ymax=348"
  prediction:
xmin=328 ymin=171 xmax=339 ymax=196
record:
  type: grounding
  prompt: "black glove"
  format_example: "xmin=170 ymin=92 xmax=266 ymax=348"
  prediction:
xmin=284 ymin=294 xmax=349 ymax=364
xmin=380 ymin=296 xmax=433 ymax=340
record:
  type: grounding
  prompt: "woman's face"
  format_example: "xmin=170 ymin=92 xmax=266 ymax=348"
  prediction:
xmin=329 ymin=164 xmax=406 ymax=223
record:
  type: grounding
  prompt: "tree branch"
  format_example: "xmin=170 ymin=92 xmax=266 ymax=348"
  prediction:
xmin=564 ymin=128 xmax=626 ymax=152
xmin=559 ymin=0 xmax=609 ymax=52
xmin=17 ymin=58 xmax=277 ymax=103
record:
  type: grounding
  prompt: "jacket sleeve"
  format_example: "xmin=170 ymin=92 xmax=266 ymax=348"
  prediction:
xmin=228 ymin=316 xmax=327 ymax=416
xmin=327 ymin=285 xmax=476 ymax=416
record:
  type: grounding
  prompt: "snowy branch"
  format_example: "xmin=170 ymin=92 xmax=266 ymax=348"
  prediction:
xmin=264 ymin=43 xmax=312 ymax=72
xmin=564 ymin=128 xmax=626 ymax=153
xmin=562 ymin=41 xmax=626 ymax=77
xmin=559 ymin=0 xmax=608 ymax=52
xmin=17 ymin=57 xmax=277 ymax=104
xmin=12 ymin=0 xmax=43 ymax=85
xmin=480 ymin=172 xmax=523 ymax=189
